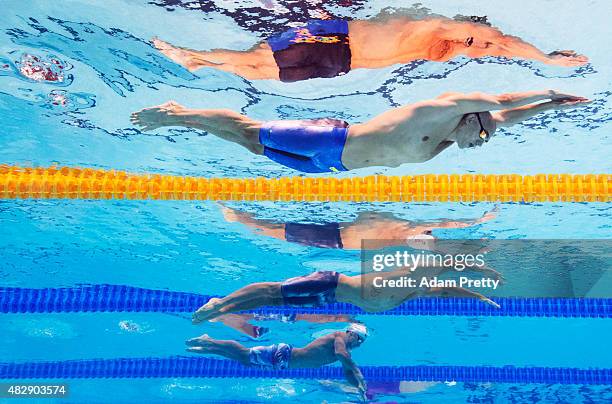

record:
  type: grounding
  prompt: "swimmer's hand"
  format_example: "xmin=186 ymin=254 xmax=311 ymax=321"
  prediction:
xmin=475 ymin=205 xmax=499 ymax=224
xmin=343 ymin=366 xmax=367 ymax=402
xmin=548 ymin=91 xmax=590 ymax=103
xmin=359 ymin=386 xmax=368 ymax=402
xmin=550 ymin=98 xmax=593 ymax=110
xmin=354 ymin=372 xmax=367 ymax=403
xmin=130 ymin=101 xmax=185 ymax=132
xmin=547 ymin=50 xmax=589 ymax=67
xmin=479 ymin=295 xmax=500 ymax=309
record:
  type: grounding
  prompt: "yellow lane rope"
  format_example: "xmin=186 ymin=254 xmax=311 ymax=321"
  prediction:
xmin=0 ymin=166 xmax=610 ymax=202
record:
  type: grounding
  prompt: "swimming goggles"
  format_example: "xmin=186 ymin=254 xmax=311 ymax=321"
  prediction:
xmin=475 ymin=113 xmax=490 ymax=142
xmin=347 ymin=330 xmax=366 ymax=343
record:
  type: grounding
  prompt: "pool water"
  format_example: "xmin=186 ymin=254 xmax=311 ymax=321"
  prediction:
xmin=1 ymin=0 xmax=611 ymax=402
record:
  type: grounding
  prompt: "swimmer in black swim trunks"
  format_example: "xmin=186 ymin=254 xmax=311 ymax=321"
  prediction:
xmin=221 ymin=205 xmax=498 ymax=250
xmin=191 ymin=269 xmax=500 ymax=324
xmin=132 ymin=90 xmax=590 ymax=173
xmin=186 ymin=323 xmax=369 ymax=400
xmin=152 ymin=12 xmax=587 ymax=82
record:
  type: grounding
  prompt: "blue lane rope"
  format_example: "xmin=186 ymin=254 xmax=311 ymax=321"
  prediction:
xmin=1 ymin=285 xmax=610 ymax=318
xmin=1 ymin=356 xmax=610 ymax=384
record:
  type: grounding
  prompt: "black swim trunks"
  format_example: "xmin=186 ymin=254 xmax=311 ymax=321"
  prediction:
xmin=267 ymin=20 xmax=351 ymax=82
xmin=280 ymin=271 xmax=340 ymax=306
xmin=284 ymin=222 xmax=343 ymax=249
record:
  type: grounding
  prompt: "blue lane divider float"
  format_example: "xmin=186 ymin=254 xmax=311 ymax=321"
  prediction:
xmin=1 ymin=285 xmax=610 ymax=318
xmin=1 ymin=356 xmax=610 ymax=384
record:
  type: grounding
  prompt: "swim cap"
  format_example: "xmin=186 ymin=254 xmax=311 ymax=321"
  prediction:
xmin=347 ymin=323 xmax=369 ymax=341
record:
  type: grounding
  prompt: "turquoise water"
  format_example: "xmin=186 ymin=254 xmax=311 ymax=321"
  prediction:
xmin=1 ymin=0 xmax=611 ymax=402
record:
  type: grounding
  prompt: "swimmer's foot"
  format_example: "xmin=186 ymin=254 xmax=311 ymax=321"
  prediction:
xmin=221 ymin=206 xmax=241 ymax=223
xmin=547 ymin=50 xmax=589 ymax=66
xmin=152 ymin=37 xmax=215 ymax=72
xmin=185 ymin=333 xmax=214 ymax=353
xmin=192 ymin=298 xmax=223 ymax=324
xmin=476 ymin=206 xmax=499 ymax=223
xmin=130 ymin=100 xmax=185 ymax=132
xmin=221 ymin=206 xmax=257 ymax=224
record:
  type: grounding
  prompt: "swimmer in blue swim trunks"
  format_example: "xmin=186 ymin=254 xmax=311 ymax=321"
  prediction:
xmin=131 ymin=90 xmax=590 ymax=173
xmin=186 ymin=323 xmax=369 ymax=400
xmin=191 ymin=269 xmax=500 ymax=325
xmin=151 ymin=12 xmax=587 ymax=82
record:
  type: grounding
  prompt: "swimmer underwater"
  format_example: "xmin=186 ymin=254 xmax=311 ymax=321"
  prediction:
xmin=221 ymin=205 xmax=498 ymax=250
xmin=131 ymin=90 xmax=591 ymax=173
xmin=186 ymin=323 xmax=370 ymax=400
xmin=152 ymin=12 xmax=587 ymax=82
xmin=191 ymin=270 xmax=500 ymax=325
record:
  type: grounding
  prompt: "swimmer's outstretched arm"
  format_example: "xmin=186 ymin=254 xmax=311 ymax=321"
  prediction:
xmin=470 ymin=32 xmax=588 ymax=67
xmin=334 ymin=336 xmax=367 ymax=401
xmin=492 ymin=98 xmax=592 ymax=127
xmin=425 ymin=287 xmax=500 ymax=308
xmin=361 ymin=90 xmax=590 ymax=137
xmin=426 ymin=207 xmax=498 ymax=230
xmin=444 ymin=90 xmax=590 ymax=114
xmin=425 ymin=17 xmax=588 ymax=67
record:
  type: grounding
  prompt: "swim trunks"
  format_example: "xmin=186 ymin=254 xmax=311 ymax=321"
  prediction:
xmin=248 ymin=343 xmax=292 ymax=370
xmin=285 ymin=222 xmax=343 ymax=249
xmin=281 ymin=271 xmax=340 ymax=306
xmin=267 ymin=20 xmax=351 ymax=82
xmin=259 ymin=119 xmax=349 ymax=173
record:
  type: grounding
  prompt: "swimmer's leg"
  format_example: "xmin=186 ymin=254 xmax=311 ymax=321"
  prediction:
xmin=152 ymin=38 xmax=279 ymax=79
xmin=192 ymin=282 xmax=284 ymax=323
xmin=130 ymin=102 xmax=263 ymax=154
xmin=221 ymin=206 xmax=286 ymax=239
xmin=213 ymin=314 xmax=266 ymax=339
xmin=185 ymin=334 xmax=251 ymax=365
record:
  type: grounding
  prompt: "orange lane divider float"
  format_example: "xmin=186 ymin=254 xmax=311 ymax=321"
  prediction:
xmin=0 ymin=166 xmax=610 ymax=203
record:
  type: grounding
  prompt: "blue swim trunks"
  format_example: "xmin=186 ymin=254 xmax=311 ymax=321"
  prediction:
xmin=259 ymin=119 xmax=349 ymax=173
xmin=267 ymin=20 xmax=351 ymax=82
xmin=281 ymin=271 xmax=340 ymax=307
xmin=249 ymin=343 xmax=292 ymax=370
